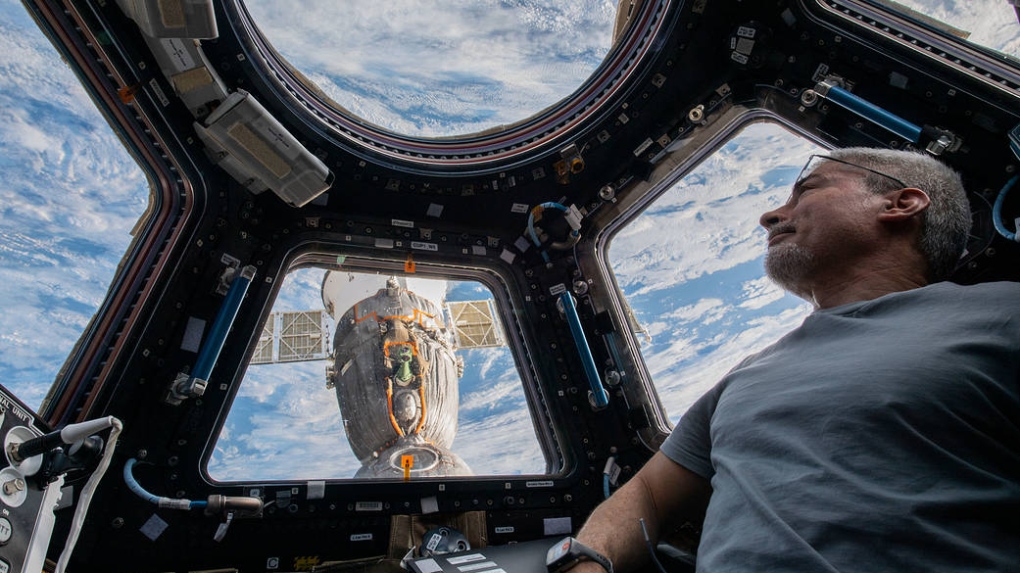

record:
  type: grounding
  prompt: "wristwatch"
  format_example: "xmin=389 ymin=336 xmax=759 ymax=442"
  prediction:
xmin=545 ymin=537 xmax=614 ymax=573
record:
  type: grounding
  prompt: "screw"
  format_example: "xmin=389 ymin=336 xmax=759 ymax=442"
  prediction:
xmin=3 ymin=478 xmax=25 ymax=495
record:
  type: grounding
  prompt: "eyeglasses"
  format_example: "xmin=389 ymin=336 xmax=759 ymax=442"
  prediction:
xmin=795 ymin=154 xmax=908 ymax=193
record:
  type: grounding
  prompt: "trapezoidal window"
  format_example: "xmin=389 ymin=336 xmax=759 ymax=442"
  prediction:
xmin=607 ymin=123 xmax=819 ymax=425
xmin=240 ymin=0 xmax=619 ymax=137
xmin=208 ymin=267 xmax=548 ymax=480
xmin=0 ymin=6 xmax=150 ymax=411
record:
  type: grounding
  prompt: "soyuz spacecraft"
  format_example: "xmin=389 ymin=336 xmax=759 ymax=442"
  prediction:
xmin=321 ymin=273 xmax=471 ymax=479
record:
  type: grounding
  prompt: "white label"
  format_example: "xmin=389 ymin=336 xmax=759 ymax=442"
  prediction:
xmin=0 ymin=394 xmax=30 ymax=423
xmin=148 ymin=78 xmax=169 ymax=107
xmin=499 ymin=248 xmax=516 ymax=264
xmin=180 ymin=317 xmax=205 ymax=352
xmin=608 ymin=464 xmax=622 ymax=485
xmin=392 ymin=219 xmax=415 ymax=228
xmin=447 ymin=554 xmax=486 ymax=565
xmin=458 ymin=562 xmax=497 ymax=572
xmin=633 ymin=137 xmax=654 ymax=157
xmin=494 ymin=526 xmax=515 ymax=534
xmin=140 ymin=514 xmax=169 ymax=541
xmin=414 ymin=558 xmax=443 ymax=573
xmin=543 ymin=516 xmax=573 ymax=536
xmin=412 ymin=241 xmax=438 ymax=251
xmin=160 ymin=38 xmax=196 ymax=72
xmin=351 ymin=533 xmax=373 ymax=541
xmin=525 ymin=480 xmax=554 ymax=488
xmin=307 ymin=481 xmax=325 ymax=500
xmin=812 ymin=63 xmax=831 ymax=82
xmin=355 ymin=501 xmax=383 ymax=511
xmin=737 ymin=25 xmax=756 ymax=38
xmin=426 ymin=533 xmax=443 ymax=551
xmin=510 ymin=203 xmax=529 ymax=214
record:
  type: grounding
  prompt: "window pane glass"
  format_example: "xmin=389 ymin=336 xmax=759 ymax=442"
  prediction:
xmin=865 ymin=0 xmax=1019 ymax=59
xmin=208 ymin=268 xmax=547 ymax=480
xmin=242 ymin=0 xmax=618 ymax=137
xmin=608 ymin=124 xmax=818 ymax=424
xmin=0 ymin=3 xmax=149 ymax=409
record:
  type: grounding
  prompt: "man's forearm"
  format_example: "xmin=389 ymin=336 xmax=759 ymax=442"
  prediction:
xmin=575 ymin=474 xmax=663 ymax=572
xmin=573 ymin=452 xmax=711 ymax=573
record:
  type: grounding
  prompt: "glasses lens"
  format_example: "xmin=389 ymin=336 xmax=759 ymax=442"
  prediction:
xmin=795 ymin=155 xmax=824 ymax=187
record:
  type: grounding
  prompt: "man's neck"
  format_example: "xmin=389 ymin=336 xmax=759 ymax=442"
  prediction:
xmin=803 ymin=258 xmax=930 ymax=310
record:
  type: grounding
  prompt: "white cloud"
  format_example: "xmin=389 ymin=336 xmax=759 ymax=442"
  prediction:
xmin=739 ymin=276 xmax=787 ymax=310
xmin=610 ymin=126 xmax=818 ymax=296
xmin=650 ymin=303 xmax=811 ymax=423
xmin=244 ymin=0 xmax=617 ymax=136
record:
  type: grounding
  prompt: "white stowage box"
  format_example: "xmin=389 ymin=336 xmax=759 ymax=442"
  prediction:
xmin=195 ymin=90 xmax=333 ymax=207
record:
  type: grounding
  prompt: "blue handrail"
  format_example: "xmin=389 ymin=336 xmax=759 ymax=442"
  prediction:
xmin=559 ymin=292 xmax=609 ymax=409
xmin=823 ymin=84 xmax=922 ymax=143
xmin=192 ymin=265 xmax=256 ymax=382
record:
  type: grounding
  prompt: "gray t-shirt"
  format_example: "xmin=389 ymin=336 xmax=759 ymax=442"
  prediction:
xmin=661 ymin=281 xmax=1020 ymax=572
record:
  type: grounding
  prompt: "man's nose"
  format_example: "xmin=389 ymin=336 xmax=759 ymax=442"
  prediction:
xmin=759 ymin=205 xmax=787 ymax=229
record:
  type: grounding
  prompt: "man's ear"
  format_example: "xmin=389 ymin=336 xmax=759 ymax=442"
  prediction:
xmin=877 ymin=187 xmax=930 ymax=222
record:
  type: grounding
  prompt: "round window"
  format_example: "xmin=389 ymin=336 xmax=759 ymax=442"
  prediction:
xmin=243 ymin=0 xmax=619 ymax=138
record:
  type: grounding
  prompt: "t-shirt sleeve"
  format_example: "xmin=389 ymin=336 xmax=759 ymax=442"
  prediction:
xmin=660 ymin=382 xmax=724 ymax=480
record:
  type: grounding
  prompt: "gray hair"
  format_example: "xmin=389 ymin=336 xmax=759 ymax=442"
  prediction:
xmin=828 ymin=147 xmax=970 ymax=281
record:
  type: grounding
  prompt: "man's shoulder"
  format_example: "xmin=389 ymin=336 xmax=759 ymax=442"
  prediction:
xmin=935 ymin=280 xmax=1020 ymax=291
xmin=921 ymin=280 xmax=1020 ymax=301
xmin=892 ymin=281 xmax=1020 ymax=325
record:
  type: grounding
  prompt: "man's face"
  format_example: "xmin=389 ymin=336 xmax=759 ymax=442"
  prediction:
xmin=758 ymin=157 xmax=893 ymax=296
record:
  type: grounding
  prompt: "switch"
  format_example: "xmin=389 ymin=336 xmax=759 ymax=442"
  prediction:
xmin=0 ymin=516 xmax=12 ymax=545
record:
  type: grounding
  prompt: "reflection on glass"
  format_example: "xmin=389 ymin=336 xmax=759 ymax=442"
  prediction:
xmin=208 ymin=268 xmax=546 ymax=480
xmin=608 ymin=124 xmax=818 ymax=425
xmin=861 ymin=0 xmax=1018 ymax=59
xmin=242 ymin=0 xmax=617 ymax=137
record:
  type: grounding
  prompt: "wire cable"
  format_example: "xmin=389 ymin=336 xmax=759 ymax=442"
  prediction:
xmin=639 ymin=518 xmax=668 ymax=573
xmin=992 ymin=175 xmax=1020 ymax=241
xmin=123 ymin=458 xmax=206 ymax=510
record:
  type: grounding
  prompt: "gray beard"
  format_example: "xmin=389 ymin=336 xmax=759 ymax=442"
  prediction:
xmin=764 ymin=244 xmax=815 ymax=295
